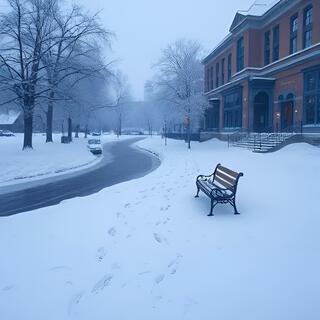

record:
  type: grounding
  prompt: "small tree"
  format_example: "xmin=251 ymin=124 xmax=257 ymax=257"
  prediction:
xmin=154 ymin=39 xmax=207 ymax=149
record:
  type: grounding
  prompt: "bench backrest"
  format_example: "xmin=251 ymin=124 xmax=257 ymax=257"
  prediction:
xmin=213 ymin=164 xmax=243 ymax=192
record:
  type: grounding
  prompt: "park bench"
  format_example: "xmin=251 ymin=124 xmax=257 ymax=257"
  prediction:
xmin=195 ymin=164 xmax=243 ymax=216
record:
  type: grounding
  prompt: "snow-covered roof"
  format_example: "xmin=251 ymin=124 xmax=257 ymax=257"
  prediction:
xmin=238 ymin=0 xmax=281 ymax=17
xmin=0 ymin=110 xmax=21 ymax=125
xmin=203 ymin=0 xmax=283 ymax=63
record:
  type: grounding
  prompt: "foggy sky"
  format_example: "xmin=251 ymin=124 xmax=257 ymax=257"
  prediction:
xmin=75 ymin=0 xmax=265 ymax=101
xmin=0 ymin=0 xmax=269 ymax=100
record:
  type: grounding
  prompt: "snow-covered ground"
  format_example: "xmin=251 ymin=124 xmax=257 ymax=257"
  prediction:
xmin=0 ymin=137 xmax=320 ymax=320
xmin=0 ymin=134 xmax=102 ymax=186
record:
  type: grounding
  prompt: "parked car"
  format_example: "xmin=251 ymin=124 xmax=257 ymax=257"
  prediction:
xmin=0 ymin=130 xmax=15 ymax=137
xmin=87 ymin=139 xmax=102 ymax=155
xmin=91 ymin=132 xmax=101 ymax=136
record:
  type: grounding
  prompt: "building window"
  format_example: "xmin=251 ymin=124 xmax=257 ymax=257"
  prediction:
xmin=205 ymin=69 xmax=209 ymax=92
xmin=272 ymin=25 xmax=280 ymax=62
xmin=290 ymin=14 xmax=298 ymax=54
xmin=237 ymin=37 xmax=244 ymax=72
xmin=303 ymin=6 xmax=313 ymax=48
xmin=205 ymin=102 xmax=220 ymax=130
xmin=223 ymin=89 xmax=242 ymax=128
xmin=304 ymin=69 xmax=320 ymax=125
xmin=210 ymin=66 xmax=214 ymax=90
xmin=221 ymin=58 xmax=225 ymax=85
xmin=227 ymin=54 xmax=232 ymax=82
xmin=216 ymin=62 xmax=219 ymax=87
xmin=264 ymin=31 xmax=270 ymax=65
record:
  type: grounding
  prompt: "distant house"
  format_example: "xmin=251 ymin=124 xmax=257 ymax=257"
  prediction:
xmin=0 ymin=110 xmax=23 ymax=132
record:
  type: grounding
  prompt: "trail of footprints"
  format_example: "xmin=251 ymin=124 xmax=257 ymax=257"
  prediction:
xmin=68 ymin=182 xmax=180 ymax=315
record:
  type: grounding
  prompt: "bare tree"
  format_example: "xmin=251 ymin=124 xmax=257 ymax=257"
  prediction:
xmin=0 ymin=0 xmax=58 ymax=149
xmin=42 ymin=3 xmax=113 ymax=142
xmin=154 ymin=39 xmax=207 ymax=149
xmin=86 ymin=71 xmax=131 ymax=137
xmin=58 ymin=70 xmax=130 ymax=138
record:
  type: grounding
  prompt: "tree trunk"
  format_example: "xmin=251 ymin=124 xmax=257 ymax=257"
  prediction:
xmin=118 ymin=117 xmax=122 ymax=137
xmin=23 ymin=111 xmax=33 ymax=149
xmin=75 ymin=125 xmax=80 ymax=138
xmin=164 ymin=121 xmax=167 ymax=146
xmin=85 ymin=125 xmax=88 ymax=138
xmin=187 ymin=116 xmax=191 ymax=149
xmin=68 ymin=117 xmax=72 ymax=142
xmin=46 ymin=101 xmax=53 ymax=143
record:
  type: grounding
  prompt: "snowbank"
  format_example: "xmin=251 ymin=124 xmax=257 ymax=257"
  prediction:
xmin=0 ymin=137 xmax=320 ymax=320
xmin=0 ymin=134 xmax=103 ymax=186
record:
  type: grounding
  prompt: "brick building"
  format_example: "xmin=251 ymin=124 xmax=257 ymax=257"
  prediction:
xmin=203 ymin=0 xmax=320 ymax=134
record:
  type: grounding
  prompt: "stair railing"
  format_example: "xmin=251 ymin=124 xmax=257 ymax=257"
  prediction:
xmin=228 ymin=128 xmax=249 ymax=148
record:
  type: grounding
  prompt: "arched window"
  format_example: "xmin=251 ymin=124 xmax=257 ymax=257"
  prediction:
xmin=287 ymin=93 xmax=294 ymax=101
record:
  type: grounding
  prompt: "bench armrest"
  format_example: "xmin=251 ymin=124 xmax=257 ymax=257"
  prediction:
xmin=196 ymin=173 xmax=214 ymax=181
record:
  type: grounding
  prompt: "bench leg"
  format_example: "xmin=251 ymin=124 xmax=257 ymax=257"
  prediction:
xmin=195 ymin=185 xmax=200 ymax=198
xmin=232 ymin=199 xmax=240 ymax=215
xmin=208 ymin=199 xmax=217 ymax=217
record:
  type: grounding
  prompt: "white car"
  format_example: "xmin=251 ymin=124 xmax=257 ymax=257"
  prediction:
xmin=87 ymin=139 xmax=102 ymax=155
xmin=0 ymin=130 xmax=15 ymax=137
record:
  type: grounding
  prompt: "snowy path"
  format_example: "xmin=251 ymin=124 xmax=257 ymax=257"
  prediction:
xmin=0 ymin=137 xmax=320 ymax=320
xmin=0 ymin=138 xmax=160 ymax=216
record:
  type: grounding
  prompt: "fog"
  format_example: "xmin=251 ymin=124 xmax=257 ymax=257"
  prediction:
xmin=76 ymin=0 xmax=262 ymax=100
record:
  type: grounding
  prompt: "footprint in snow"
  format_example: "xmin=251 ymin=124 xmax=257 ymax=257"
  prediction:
xmin=92 ymin=274 xmax=113 ymax=294
xmin=153 ymin=233 xmax=167 ymax=244
xmin=154 ymin=274 xmax=165 ymax=285
xmin=116 ymin=212 xmax=124 ymax=219
xmin=124 ymin=203 xmax=131 ymax=208
xmin=96 ymin=247 xmax=106 ymax=262
xmin=168 ymin=254 xmax=183 ymax=275
xmin=68 ymin=292 xmax=84 ymax=315
xmin=160 ymin=205 xmax=171 ymax=212
xmin=155 ymin=218 xmax=170 ymax=226
xmin=108 ymin=227 xmax=117 ymax=237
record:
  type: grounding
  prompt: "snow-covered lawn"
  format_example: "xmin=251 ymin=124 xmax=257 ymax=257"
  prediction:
xmin=0 ymin=137 xmax=320 ymax=320
xmin=0 ymin=134 xmax=102 ymax=186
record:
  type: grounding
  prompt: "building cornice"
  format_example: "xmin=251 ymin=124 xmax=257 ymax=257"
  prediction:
xmin=231 ymin=0 xmax=300 ymax=35
xmin=204 ymin=44 xmax=320 ymax=97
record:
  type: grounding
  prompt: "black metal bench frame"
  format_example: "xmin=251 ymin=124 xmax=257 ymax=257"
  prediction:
xmin=195 ymin=163 xmax=243 ymax=216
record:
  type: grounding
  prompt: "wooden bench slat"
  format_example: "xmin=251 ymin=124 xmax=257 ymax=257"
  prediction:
xmin=198 ymin=181 xmax=214 ymax=195
xmin=217 ymin=165 xmax=239 ymax=179
xmin=216 ymin=170 xmax=236 ymax=185
xmin=214 ymin=176 xmax=233 ymax=189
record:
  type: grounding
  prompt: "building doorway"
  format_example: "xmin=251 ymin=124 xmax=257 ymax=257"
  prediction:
xmin=204 ymin=101 xmax=220 ymax=130
xmin=281 ymin=94 xmax=294 ymax=130
xmin=253 ymin=91 xmax=269 ymax=132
